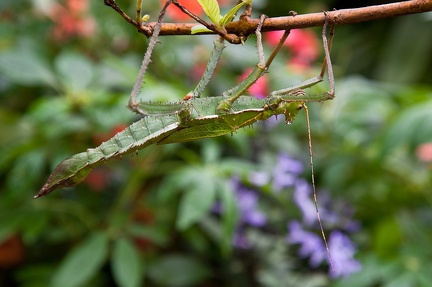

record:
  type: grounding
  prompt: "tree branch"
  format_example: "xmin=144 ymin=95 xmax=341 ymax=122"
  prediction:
xmin=132 ymin=0 xmax=432 ymax=39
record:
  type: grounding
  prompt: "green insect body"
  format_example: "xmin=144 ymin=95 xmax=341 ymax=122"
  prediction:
xmin=35 ymin=94 xmax=308 ymax=198
xmin=36 ymin=12 xmax=336 ymax=201
xmin=36 ymin=114 xmax=180 ymax=198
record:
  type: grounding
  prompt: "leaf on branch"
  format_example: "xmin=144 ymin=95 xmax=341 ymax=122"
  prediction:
xmin=197 ymin=0 xmax=221 ymax=27
xmin=193 ymin=0 xmax=250 ymax=34
xmin=191 ymin=24 xmax=213 ymax=34
xmin=219 ymin=0 xmax=248 ymax=28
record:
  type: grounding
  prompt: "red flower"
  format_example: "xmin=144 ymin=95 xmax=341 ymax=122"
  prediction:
xmin=416 ymin=143 xmax=432 ymax=163
xmin=131 ymin=207 xmax=156 ymax=252
xmin=265 ymin=30 xmax=288 ymax=47
xmin=265 ymin=29 xmax=320 ymax=71
xmin=0 ymin=234 xmax=25 ymax=268
xmin=84 ymin=168 xmax=110 ymax=191
xmin=285 ymin=29 xmax=320 ymax=61
xmin=44 ymin=0 xmax=96 ymax=41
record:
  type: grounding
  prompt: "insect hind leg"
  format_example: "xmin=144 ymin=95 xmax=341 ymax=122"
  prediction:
xmin=269 ymin=12 xmax=335 ymax=101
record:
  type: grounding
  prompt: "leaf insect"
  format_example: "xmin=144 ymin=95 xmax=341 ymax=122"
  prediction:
xmin=35 ymin=4 xmax=336 ymax=271
xmin=36 ymin=10 xmax=335 ymax=209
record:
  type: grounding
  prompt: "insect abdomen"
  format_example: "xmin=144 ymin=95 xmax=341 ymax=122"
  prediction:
xmin=35 ymin=114 xmax=180 ymax=198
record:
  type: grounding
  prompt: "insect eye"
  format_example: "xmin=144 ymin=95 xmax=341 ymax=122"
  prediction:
xmin=183 ymin=94 xmax=193 ymax=101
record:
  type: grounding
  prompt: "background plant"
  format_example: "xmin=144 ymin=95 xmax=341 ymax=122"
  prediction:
xmin=0 ymin=0 xmax=432 ymax=286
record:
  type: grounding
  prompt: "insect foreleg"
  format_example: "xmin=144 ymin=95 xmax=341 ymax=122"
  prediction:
xmin=217 ymin=15 xmax=290 ymax=112
xmin=134 ymin=35 xmax=225 ymax=115
xmin=270 ymin=12 xmax=335 ymax=100
xmin=128 ymin=0 xmax=172 ymax=114
xmin=185 ymin=37 xmax=225 ymax=99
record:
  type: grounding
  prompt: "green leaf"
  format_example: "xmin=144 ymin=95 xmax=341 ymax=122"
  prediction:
xmin=6 ymin=149 xmax=45 ymax=192
xmin=129 ymin=224 xmax=169 ymax=246
xmin=201 ymin=138 xmax=221 ymax=164
xmin=176 ymin=169 xmax=217 ymax=230
xmin=191 ymin=24 xmax=213 ymax=35
xmin=51 ymin=232 xmax=109 ymax=287
xmin=112 ymin=238 xmax=143 ymax=287
xmin=372 ymin=217 xmax=401 ymax=258
xmin=147 ymin=254 xmax=210 ymax=287
xmin=197 ymin=0 xmax=221 ymax=27
xmin=55 ymin=51 xmax=94 ymax=91
xmin=383 ymin=100 xmax=432 ymax=153
xmin=218 ymin=180 xmax=238 ymax=254
xmin=0 ymin=49 xmax=58 ymax=88
xmin=219 ymin=1 xmax=247 ymax=28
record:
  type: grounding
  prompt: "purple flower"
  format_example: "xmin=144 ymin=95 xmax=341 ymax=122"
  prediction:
xmin=232 ymin=229 xmax=250 ymax=249
xmin=293 ymin=179 xmax=317 ymax=226
xmin=224 ymin=151 xmax=362 ymax=275
xmin=328 ymin=231 xmax=361 ymax=278
xmin=276 ymin=153 xmax=304 ymax=174
xmin=272 ymin=154 xmax=304 ymax=191
xmin=288 ymin=221 xmax=362 ymax=276
xmin=287 ymin=221 xmax=327 ymax=267
xmin=290 ymin=179 xmax=362 ymax=275
xmin=224 ymin=178 xmax=268 ymax=249
xmin=310 ymin=192 xmax=361 ymax=233
xmin=249 ymin=171 xmax=270 ymax=187
xmin=232 ymin=178 xmax=267 ymax=227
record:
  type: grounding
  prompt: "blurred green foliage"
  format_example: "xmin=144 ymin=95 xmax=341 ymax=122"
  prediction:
xmin=1 ymin=0 xmax=432 ymax=286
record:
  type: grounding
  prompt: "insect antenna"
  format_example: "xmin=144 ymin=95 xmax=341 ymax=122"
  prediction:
xmin=303 ymin=103 xmax=335 ymax=272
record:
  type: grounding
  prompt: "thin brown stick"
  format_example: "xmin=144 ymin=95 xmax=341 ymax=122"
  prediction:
xmin=134 ymin=0 xmax=432 ymax=39
xmin=104 ymin=0 xmax=151 ymax=34
xmin=171 ymin=0 xmax=241 ymax=43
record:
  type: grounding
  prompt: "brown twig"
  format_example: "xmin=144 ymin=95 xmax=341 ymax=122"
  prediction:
xmin=171 ymin=0 xmax=242 ymax=43
xmin=136 ymin=0 xmax=432 ymax=39
xmin=103 ymin=0 xmax=152 ymax=34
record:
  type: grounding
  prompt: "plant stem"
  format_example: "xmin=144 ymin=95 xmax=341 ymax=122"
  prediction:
xmin=133 ymin=0 xmax=432 ymax=39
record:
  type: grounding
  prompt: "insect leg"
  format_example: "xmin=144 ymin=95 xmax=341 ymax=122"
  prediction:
xmin=128 ymin=0 xmax=172 ymax=114
xmin=134 ymin=101 xmax=186 ymax=116
xmin=185 ymin=37 xmax=226 ymax=100
xmin=217 ymin=16 xmax=290 ymax=112
xmin=270 ymin=12 xmax=335 ymax=101
xmin=291 ymin=13 xmax=336 ymax=272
